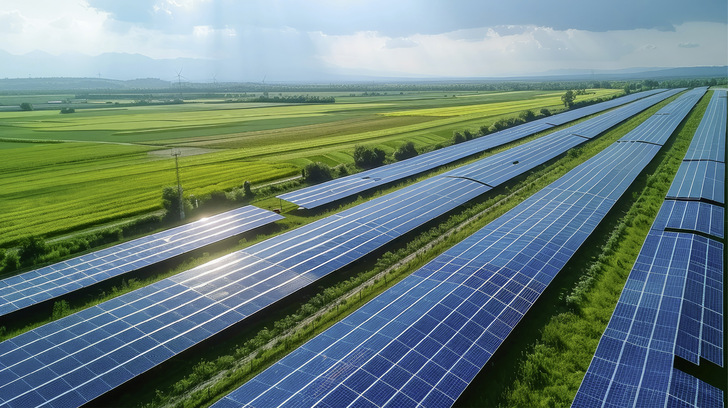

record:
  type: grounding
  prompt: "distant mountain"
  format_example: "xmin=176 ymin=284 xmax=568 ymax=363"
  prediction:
xmin=0 ymin=49 xmax=725 ymax=90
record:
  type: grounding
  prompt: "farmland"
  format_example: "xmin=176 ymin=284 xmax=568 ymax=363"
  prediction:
xmin=0 ymin=88 xmax=621 ymax=245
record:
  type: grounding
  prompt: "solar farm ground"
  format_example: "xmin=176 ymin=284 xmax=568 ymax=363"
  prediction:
xmin=1 ymin=88 xmax=723 ymax=408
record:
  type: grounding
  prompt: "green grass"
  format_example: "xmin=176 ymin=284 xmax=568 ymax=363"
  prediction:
xmin=0 ymin=89 xmax=620 ymax=246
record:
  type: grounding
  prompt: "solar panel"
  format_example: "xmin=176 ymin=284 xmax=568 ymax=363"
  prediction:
xmin=280 ymin=89 xmax=671 ymax=209
xmin=0 ymin=174 xmax=495 ymax=407
xmin=652 ymin=200 xmax=724 ymax=239
xmin=0 ymin=88 xmax=702 ymax=408
xmin=668 ymin=368 xmax=725 ymax=408
xmin=617 ymin=88 xmax=706 ymax=146
xmin=683 ymin=90 xmax=727 ymax=163
xmin=573 ymin=232 xmax=723 ymax=408
xmin=0 ymin=206 xmax=283 ymax=318
xmin=666 ymin=161 xmax=725 ymax=205
xmin=212 ymin=97 xmax=698 ymax=407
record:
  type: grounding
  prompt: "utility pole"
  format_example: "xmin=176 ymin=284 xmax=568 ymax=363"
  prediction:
xmin=171 ymin=149 xmax=185 ymax=220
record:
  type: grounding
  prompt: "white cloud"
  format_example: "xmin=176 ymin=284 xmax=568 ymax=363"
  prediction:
xmin=313 ymin=22 xmax=728 ymax=77
xmin=0 ymin=10 xmax=25 ymax=33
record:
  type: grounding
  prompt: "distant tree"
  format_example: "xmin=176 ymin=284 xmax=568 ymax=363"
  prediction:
xmin=463 ymin=129 xmax=474 ymax=141
xmin=162 ymin=186 xmax=184 ymax=222
xmin=623 ymin=84 xmax=631 ymax=95
xmin=539 ymin=108 xmax=552 ymax=117
xmin=452 ymin=131 xmax=467 ymax=144
xmin=243 ymin=180 xmax=253 ymax=197
xmin=60 ymin=107 xmax=75 ymax=114
xmin=393 ymin=141 xmax=418 ymax=161
xmin=561 ymin=90 xmax=575 ymax=108
xmin=19 ymin=102 xmax=33 ymax=111
xmin=479 ymin=125 xmax=491 ymax=135
xmin=302 ymin=162 xmax=333 ymax=183
xmin=353 ymin=145 xmax=386 ymax=169
xmin=642 ymin=79 xmax=658 ymax=89
xmin=18 ymin=236 xmax=47 ymax=266
xmin=519 ymin=110 xmax=536 ymax=122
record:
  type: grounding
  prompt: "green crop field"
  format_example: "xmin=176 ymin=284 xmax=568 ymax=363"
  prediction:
xmin=0 ymin=89 xmax=620 ymax=245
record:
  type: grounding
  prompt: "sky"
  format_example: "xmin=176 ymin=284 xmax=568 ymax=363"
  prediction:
xmin=1 ymin=0 xmax=726 ymax=81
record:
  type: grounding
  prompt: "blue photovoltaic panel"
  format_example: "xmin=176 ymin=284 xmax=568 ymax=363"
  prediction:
xmin=541 ymin=88 xmax=667 ymax=127
xmin=666 ymin=160 xmax=725 ymax=205
xmin=213 ymin=103 xmax=689 ymax=408
xmin=0 ymin=171 xmax=491 ymax=408
xmin=444 ymin=133 xmax=586 ymax=186
xmin=684 ymin=90 xmax=726 ymax=163
xmin=443 ymin=90 xmax=682 ymax=188
xmin=652 ymin=200 xmax=724 ymax=239
xmin=0 ymin=88 xmax=695 ymax=408
xmin=618 ymin=88 xmax=706 ymax=145
xmin=279 ymin=89 xmax=669 ymax=209
xmin=573 ymin=232 xmax=723 ymax=408
xmin=0 ymin=206 xmax=283 ymax=318
xmin=668 ymin=368 xmax=724 ymax=408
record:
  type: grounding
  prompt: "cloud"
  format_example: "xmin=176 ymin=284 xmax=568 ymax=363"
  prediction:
xmin=0 ymin=10 xmax=26 ymax=33
xmin=386 ymin=37 xmax=418 ymax=49
xmin=314 ymin=22 xmax=727 ymax=78
xmin=678 ymin=42 xmax=700 ymax=48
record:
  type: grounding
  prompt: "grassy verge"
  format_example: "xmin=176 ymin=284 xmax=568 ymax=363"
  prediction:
xmin=472 ymin=91 xmax=712 ymax=407
xmin=123 ymin=93 xmax=681 ymax=408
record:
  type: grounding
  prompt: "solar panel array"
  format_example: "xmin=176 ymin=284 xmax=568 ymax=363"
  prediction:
xmin=652 ymin=200 xmax=724 ymax=239
xmin=666 ymin=160 xmax=725 ymax=205
xmin=573 ymin=87 xmax=724 ymax=408
xmin=0 ymin=206 xmax=283 ymax=318
xmin=683 ymin=90 xmax=726 ymax=163
xmin=279 ymin=89 xmax=668 ymax=209
xmin=212 ymin=88 xmax=706 ymax=408
xmin=0 ymin=88 xmax=680 ymax=408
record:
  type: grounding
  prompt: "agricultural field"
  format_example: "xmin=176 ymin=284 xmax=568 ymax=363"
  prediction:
xmin=0 ymin=88 xmax=620 ymax=245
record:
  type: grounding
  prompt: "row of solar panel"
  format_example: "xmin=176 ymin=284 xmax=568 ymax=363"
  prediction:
xmin=279 ymin=89 xmax=668 ymax=209
xmin=0 ymin=206 xmax=284 ymax=318
xmin=0 ymin=88 xmax=682 ymax=407
xmin=683 ymin=90 xmax=726 ymax=163
xmin=572 ymin=87 xmax=723 ymax=408
xmin=211 ymin=88 xmax=708 ymax=407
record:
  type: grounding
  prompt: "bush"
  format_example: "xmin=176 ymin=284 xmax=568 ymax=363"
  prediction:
xmin=3 ymin=252 xmax=20 ymax=272
xmin=393 ymin=142 xmax=418 ymax=161
xmin=539 ymin=108 xmax=552 ymax=117
xmin=519 ymin=110 xmax=536 ymax=122
xmin=452 ymin=132 xmax=467 ymax=144
xmin=463 ymin=130 xmax=474 ymax=141
xmin=19 ymin=102 xmax=33 ymax=111
xmin=18 ymin=236 xmax=48 ymax=266
xmin=162 ymin=186 xmax=185 ymax=222
xmin=60 ymin=107 xmax=75 ymax=114
xmin=302 ymin=162 xmax=334 ymax=183
xmin=353 ymin=145 xmax=386 ymax=169
xmin=243 ymin=181 xmax=253 ymax=197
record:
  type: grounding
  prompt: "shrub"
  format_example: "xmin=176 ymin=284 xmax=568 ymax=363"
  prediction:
xmin=60 ymin=107 xmax=75 ymax=114
xmin=539 ymin=108 xmax=552 ymax=117
xmin=452 ymin=131 xmax=467 ymax=144
xmin=353 ymin=145 xmax=386 ymax=169
xmin=519 ymin=110 xmax=536 ymax=122
xmin=19 ymin=102 xmax=33 ymax=111
xmin=393 ymin=141 xmax=418 ymax=161
xmin=243 ymin=181 xmax=253 ymax=197
xmin=18 ymin=236 xmax=48 ymax=266
xmin=302 ymin=162 xmax=334 ymax=183
xmin=463 ymin=130 xmax=474 ymax=141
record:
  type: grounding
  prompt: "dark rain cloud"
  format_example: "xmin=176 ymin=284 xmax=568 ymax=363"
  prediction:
xmin=87 ymin=0 xmax=727 ymax=36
